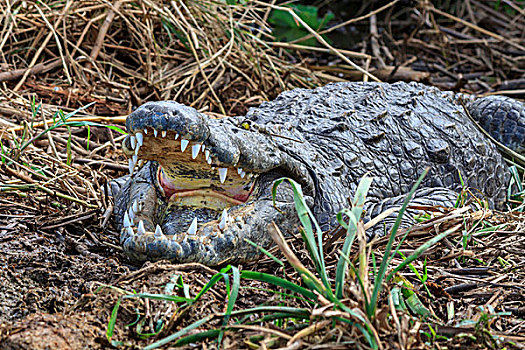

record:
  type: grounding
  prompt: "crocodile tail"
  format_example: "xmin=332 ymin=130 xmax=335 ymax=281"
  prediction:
xmin=468 ymin=95 xmax=525 ymax=154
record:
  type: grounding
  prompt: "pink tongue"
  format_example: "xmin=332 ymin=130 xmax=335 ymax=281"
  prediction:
xmin=158 ymin=169 xmax=177 ymax=198
xmin=232 ymin=192 xmax=250 ymax=202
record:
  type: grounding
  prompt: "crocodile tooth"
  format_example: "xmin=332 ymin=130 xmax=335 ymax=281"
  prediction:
xmin=201 ymin=144 xmax=205 ymax=151
xmin=218 ymin=168 xmax=228 ymax=184
xmin=153 ymin=129 xmax=158 ymax=137
xmin=127 ymin=227 xmax=135 ymax=237
xmin=237 ymin=168 xmax=242 ymax=174
xmin=175 ymin=133 xmax=179 ymax=140
xmin=192 ymin=144 xmax=200 ymax=159
xmin=144 ymin=128 xmax=148 ymax=134
xmin=137 ymin=220 xmax=145 ymax=235
xmin=207 ymin=156 xmax=212 ymax=165
xmin=154 ymin=224 xmax=165 ymax=238
xmin=135 ymin=144 xmax=140 ymax=155
xmin=128 ymin=159 xmax=135 ymax=175
xmin=130 ymin=135 xmax=136 ymax=149
xmin=132 ymin=200 xmax=139 ymax=214
xmin=181 ymin=139 xmax=189 ymax=152
xmin=240 ymin=171 xmax=246 ymax=178
xmin=188 ymin=217 xmax=197 ymax=235
xmin=128 ymin=206 xmax=135 ymax=222
xmin=218 ymin=209 xmax=228 ymax=230
xmin=132 ymin=154 xmax=138 ymax=165
xmin=136 ymin=132 xmax=144 ymax=147
xmin=161 ymin=130 xmax=167 ymax=138
xmin=138 ymin=159 xmax=144 ymax=167
xmin=123 ymin=212 xmax=131 ymax=227
xmin=205 ymin=150 xmax=210 ymax=160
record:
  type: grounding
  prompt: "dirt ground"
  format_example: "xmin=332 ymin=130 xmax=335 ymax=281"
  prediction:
xmin=0 ymin=1 xmax=524 ymax=349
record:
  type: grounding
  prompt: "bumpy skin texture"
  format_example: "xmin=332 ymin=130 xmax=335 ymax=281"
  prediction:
xmin=469 ymin=95 xmax=525 ymax=153
xmin=114 ymin=81 xmax=522 ymax=265
xmin=243 ymin=83 xmax=511 ymax=226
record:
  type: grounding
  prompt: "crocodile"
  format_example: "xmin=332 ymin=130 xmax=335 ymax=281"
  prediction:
xmin=112 ymin=81 xmax=525 ymax=265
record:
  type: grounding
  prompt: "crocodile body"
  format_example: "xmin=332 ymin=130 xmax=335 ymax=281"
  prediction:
xmin=113 ymin=81 xmax=525 ymax=265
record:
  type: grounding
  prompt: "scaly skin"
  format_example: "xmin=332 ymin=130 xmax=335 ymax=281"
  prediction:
xmin=113 ymin=81 xmax=524 ymax=265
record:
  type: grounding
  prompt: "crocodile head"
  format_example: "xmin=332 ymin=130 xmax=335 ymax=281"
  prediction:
xmin=115 ymin=101 xmax=314 ymax=265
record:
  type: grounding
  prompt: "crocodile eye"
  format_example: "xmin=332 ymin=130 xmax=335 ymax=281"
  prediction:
xmin=240 ymin=122 xmax=250 ymax=130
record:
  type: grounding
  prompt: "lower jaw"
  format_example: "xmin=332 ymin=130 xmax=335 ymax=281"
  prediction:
xmin=156 ymin=197 xmax=259 ymax=238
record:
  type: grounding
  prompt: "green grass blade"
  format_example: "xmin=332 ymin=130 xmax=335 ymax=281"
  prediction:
xmin=226 ymin=266 xmax=240 ymax=322
xmin=240 ymin=271 xmax=317 ymax=302
xmin=63 ymin=101 xmax=96 ymax=119
xmin=63 ymin=121 xmax=127 ymax=134
xmin=174 ymin=329 xmax=222 ymax=346
xmin=368 ymin=168 xmax=429 ymax=316
xmin=335 ymin=175 xmax=373 ymax=299
xmin=58 ymin=109 xmax=67 ymax=124
xmin=30 ymin=99 xmax=41 ymax=129
xmin=386 ymin=224 xmax=458 ymax=282
xmin=218 ymin=266 xmax=240 ymax=345
xmin=194 ymin=272 xmax=225 ymax=302
xmin=229 ymin=306 xmax=310 ymax=318
xmin=143 ymin=314 xmax=215 ymax=350
xmin=244 ymin=238 xmax=284 ymax=267
xmin=18 ymin=102 xmax=126 ymax=154
xmin=272 ymin=177 xmax=331 ymax=291
xmin=122 ymin=293 xmax=193 ymax=303
xmin=144 ymin=306 xmax=310 ymax=349
xmin=1 ymin=143 xmax=6 ymax=164
xmin=106 ymin=297 xmax=122 ymax=341
xmin=272 ymin=178 xmax=321 ymax=265
xmin=86 ymin=125 xmax=91 ymax=150
xmin=66 ymin=126 xmax=72 ymax=165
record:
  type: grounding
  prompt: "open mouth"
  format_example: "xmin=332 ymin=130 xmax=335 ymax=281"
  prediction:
xmin=122 ymin=125 xmax=260 ymax=239
xmin=115 ymin=101 xmax=310 ymax=264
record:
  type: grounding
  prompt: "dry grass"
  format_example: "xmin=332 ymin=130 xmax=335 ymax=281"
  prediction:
xmin=0 ymin=0 xmax=524 ymax=349
xmin=0 ymin=0 xmax=351 ymax=117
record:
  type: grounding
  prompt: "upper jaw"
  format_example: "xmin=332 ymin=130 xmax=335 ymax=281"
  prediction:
xmin=124 ymin=101 xmax=289 ymax=175
xmin=123 ymin=101 xmax=317 ymax=205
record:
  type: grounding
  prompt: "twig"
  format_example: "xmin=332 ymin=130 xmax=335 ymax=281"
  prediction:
xmin=254 ymin=1 xmax=380 ymax=83
xmin=369 ymin=14 xmax=385 ymax=69
xmin=0 ymin=58 xmax=62 ymax=82
xmin=7 ymin=116 xmax=127 ymax=132
xmin=14 ymin=1 xmax=73 ymax=91
xmin=89 ymin=1 xmax=124 ymax=62
xmin=429 ymin=6 xmax=525 ymax=52
xmin=34 ymin=3 xmax=71 ymax=84
xmin=40 ymin=105 xmax=60 ymax=160
xmin=40 ymin=210 xmax=98 ymax=230
xmin=290 ymin=0 xmax=400 ymax=45
xmin=269 ymin=42 xmax=370 ymax=60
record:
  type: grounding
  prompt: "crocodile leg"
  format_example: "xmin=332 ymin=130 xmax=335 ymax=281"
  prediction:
xmin=365 ymin=187 xmax=461 ymax=237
